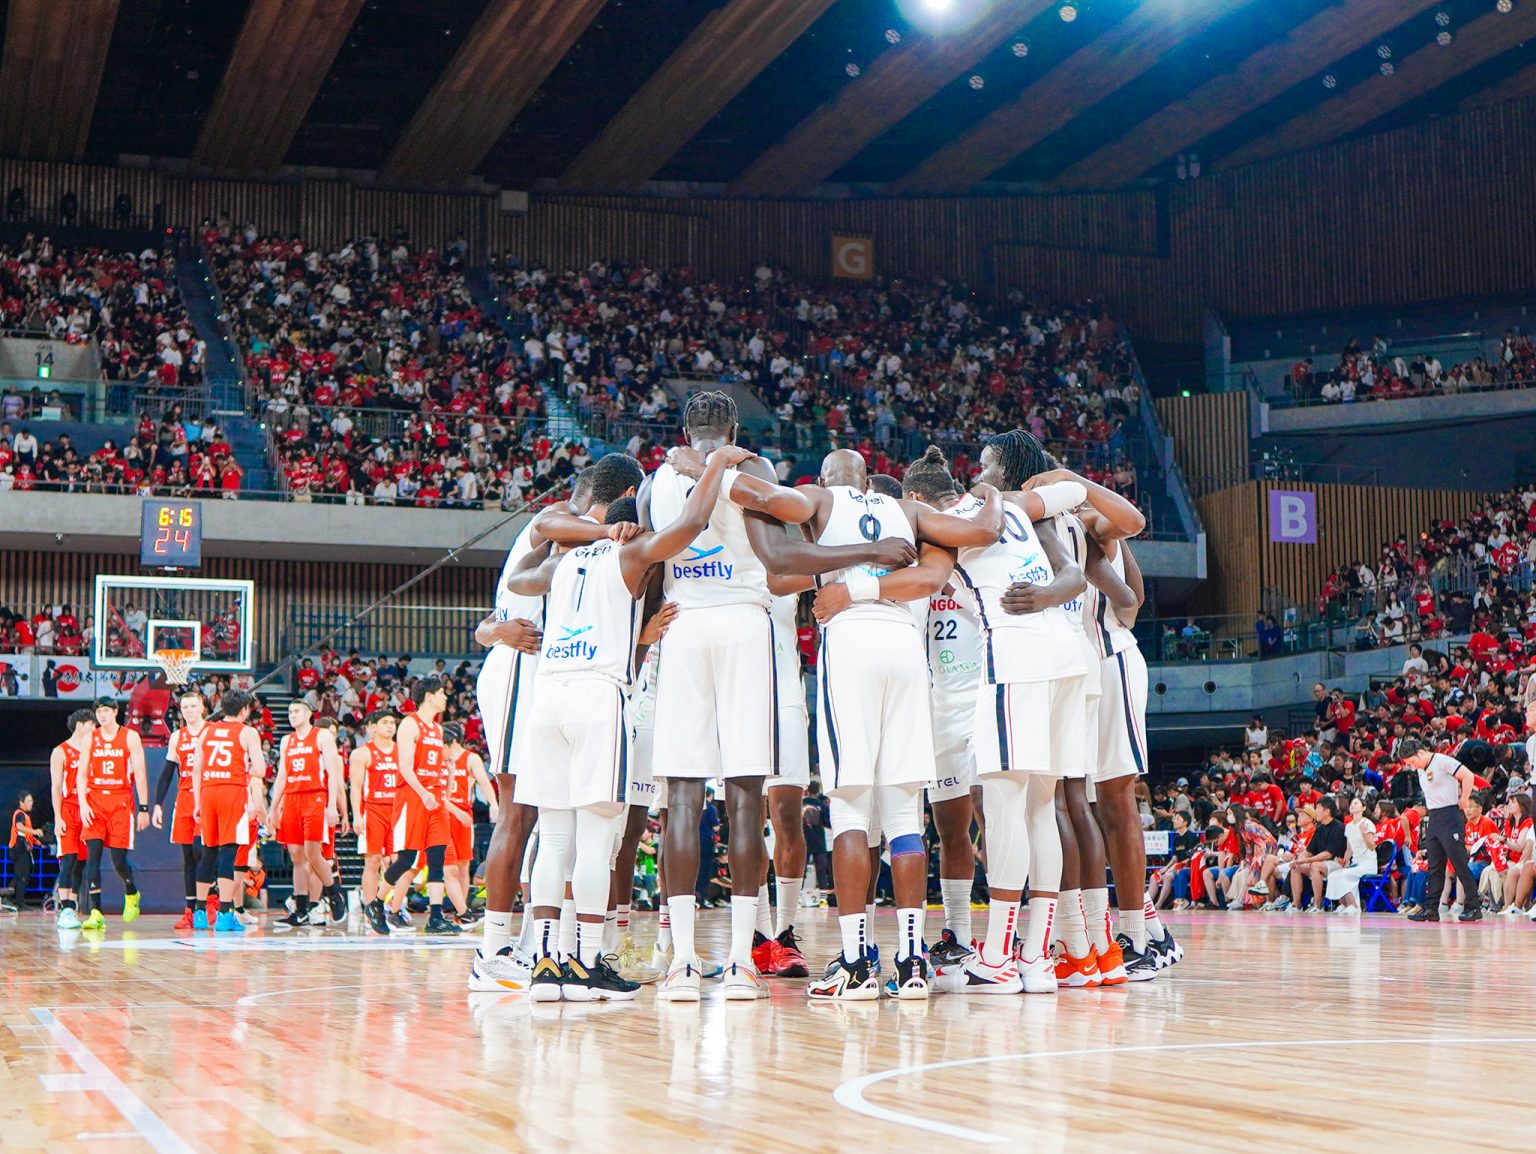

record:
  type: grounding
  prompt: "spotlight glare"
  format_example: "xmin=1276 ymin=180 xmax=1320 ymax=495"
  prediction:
xmin=921 ymin=0 xmax=953 ymax=12
xmin=1059 ymin=3 xmax=1078 ymax=20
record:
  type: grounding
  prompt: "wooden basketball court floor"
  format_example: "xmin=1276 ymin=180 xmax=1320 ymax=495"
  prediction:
xmin=1 ymin=909 xmax=1528 ymax=1154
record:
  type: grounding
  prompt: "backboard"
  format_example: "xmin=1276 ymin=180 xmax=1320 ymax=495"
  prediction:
xmin=92 ymin=574 xmax=256 ymax=673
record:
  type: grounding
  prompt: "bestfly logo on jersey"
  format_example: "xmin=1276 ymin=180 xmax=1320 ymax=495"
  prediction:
xmin=1008 ymin=550 xmax=1049 ymax=586
xmin=672 ymin=544 xmax=733 ymax=581
xmin=545 ymin=625 xmax=598 ymax=662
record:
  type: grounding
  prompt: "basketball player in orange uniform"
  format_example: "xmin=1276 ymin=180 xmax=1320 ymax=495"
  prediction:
xmin=350 ymin=710 xmax=400 ymax=935
xmin=384 ymin=676 xmax=459 ymax=935
xmin=443 ymin=723 xmax=496 ymax=924
xmin=49 ymin=709 xmax=95 ymax=929
xmin=270 ymin=700 xmax=344 ymax=929
xmin=314 ymin=715 xmax=346 ymax=923
xmin=152 ymin=688 xmax=210 ymax=929
xmin=76 ymin=699 xmax=149 ymax=931
xmin=191 ymin=690 xmax=268 ymax=932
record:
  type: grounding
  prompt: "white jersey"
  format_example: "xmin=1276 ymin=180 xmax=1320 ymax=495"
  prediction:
xmin=493 ymin=519 xmax=545 ymax=627
xmin=648 ymin=461 xmax=769 ymax=610
xmin=628 ymin=647 xmax=659 ymax=730
xmin=770 ymin=592 xmax=806 ymax=709
xmin=925 ymin=494 xmax=985 ymax=693
xmin=815 ymin=486 xmax=917 ymax=628
xmin=1084 ymin=539 xmax=1138 ymax=659
xmin=955 ymin=498 xmax=1086 ymax=684
xmin=536 ymin=540 xmax=643 ymax=687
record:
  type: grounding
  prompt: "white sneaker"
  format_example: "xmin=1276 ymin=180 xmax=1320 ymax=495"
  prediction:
xmin=235 ymin=910 xmax=258 ymax=927
xmin=657 ymin=960 xmax=703 ymax=1002
xmin=1526 ymin=905 xmax=1536 ymax=922
xmin=468 ymin=946 xmax=533 ymax=993
xmin=943 ymin=950 xmax=1023 ymax=995
xmin=1445 ymin=904 xmax=1460 ymax=918
xmin=1304 ymin=904 xmax=1321 ymax=915
xmin=721 ymin=961 xmax=769 ymax=1000
xmin=615 ymin=934 xmax=662 ymax=984
xmin=650 ymin=942 xmax=673 ymax=972
xmin=56 ymin=907 xmax=81 ymax=930
xmin=1335 ymin=903 xmax=1360 ymax=916
xmin=1019 ymin=954 xmax=1058 ymax=995
xmin=306 ymin=905 xmax=328 ymax=926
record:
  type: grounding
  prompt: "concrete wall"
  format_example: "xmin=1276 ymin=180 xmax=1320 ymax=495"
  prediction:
xmin=1263 ymin=386 xmax=1536 ymax=436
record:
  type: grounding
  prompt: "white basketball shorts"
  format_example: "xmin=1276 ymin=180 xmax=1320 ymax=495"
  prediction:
xmin=513 ymin=677 xmax=629 ymax=814
xmin=652 ymin=603 xmax=776 ymax=780
xmin=627 ymin=695 xmax=659 ymax=811
xmin=815 ymin=618 xmax=935 ymax=792
xmin=1097 ymin=646 xmax=1149 ymax=783
xmin=928 ymin=677 xmax=979 ymax=804
xmin=974 ymin=673 xmax=1089 ymax=779
xmin=476 ymin=645 xmax=538 ymax=779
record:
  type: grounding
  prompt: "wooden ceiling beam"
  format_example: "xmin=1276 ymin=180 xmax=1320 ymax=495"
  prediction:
xmin=1053 ymin=0 xmax=1444 ymax=191
xmin=895 ymin=0 xmax=1267 ymax=195
xmin=1219 ymin=5 xmax=1536 ymax=171
xmin=193 ymin=0 xmax=365 ymax=174
xmin=1460 ymin=54 xmax=1536 ymax=111
xmin=382 ymin=0 xmax=607 ymax=187
xmin=730 ymin=0 xmax=1052 ymax=198
xmin=0 ymin=0 xmax=120 ymax=162
xmin=561 ymin=0 xmax=835 ymax=190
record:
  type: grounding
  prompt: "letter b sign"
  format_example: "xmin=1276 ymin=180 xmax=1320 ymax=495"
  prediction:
xmin=1268 ymin=489 xmax=1316 ymax=544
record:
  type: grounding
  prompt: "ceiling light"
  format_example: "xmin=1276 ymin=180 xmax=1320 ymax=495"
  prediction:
xmin=922 ymin=0 xmax=953 ymax=12
xmin=1437 ymin=30 xmax=1453 ymax=44
xmin=1012 ymin=39 xmax=1030 ymax=57
xmin=969 ymin=74 xmax=984 ymax=89
xmin=1380 ymin=61 xmax=1395 ymax=75
xmin=1059 ymin=3 xmax=1078 ymax=21
xmin=845 ymin=62 xmax=861 ymax=76
xmin=1498 ymin=0 xmax=1514 ymax=13
xmin=885 ymin=28 xmax=902 ymax=43
xmin=1435 ymin=10 xmax=1451 ymax=24
xmin=1322 ymin=73 xmax=1337 ymax=89
xmin=1377 ymin=44 xmax=1392 ymax=58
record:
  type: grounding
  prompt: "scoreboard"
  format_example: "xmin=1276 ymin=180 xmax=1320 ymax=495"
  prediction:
xmin=139 ymin=500 xmax=203 ymax=568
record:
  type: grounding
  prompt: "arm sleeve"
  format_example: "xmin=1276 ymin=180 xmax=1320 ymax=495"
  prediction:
xmin=154 ymin=759 xmax=178 ymax=806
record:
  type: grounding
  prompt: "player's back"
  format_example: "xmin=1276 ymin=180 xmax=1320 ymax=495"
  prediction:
xmin=200 ymin=720 xmax=250 ymax=787
xmin=539 ymin=539 xmax=642 ymax=687
xmin=494 ymin=519 xmax=548 ymax=629
xmin=815 ymin=486 xmax=916 ymax=628
xmin=649 ymin=461 xmax=768 ymax=610
xmin=1083 ymin=539 xmax=1139 ymax=660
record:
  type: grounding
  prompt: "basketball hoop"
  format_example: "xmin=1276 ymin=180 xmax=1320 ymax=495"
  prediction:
xmin=152 ymin=648 xmax=198 ymax=686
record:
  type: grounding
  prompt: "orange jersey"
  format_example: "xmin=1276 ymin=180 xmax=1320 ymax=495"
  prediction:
xmin=447 ymin=750 xmax=473 ymax=808
xmin=200 ymin=720 xmax=252 ymax=787
xmin=55 ymin=741 xmax=81 ymax=800
xmin=409 ymin=714 xmax=447 ymax=797
xmin=86 ymin=728 xmax=133 ymax=794
xmin=169 ymin=725 xmax=205 ymax=795
xmin=282 ymin=729 xmax=327 ymax=794
xmin=361 ymin=741 xmax=399 ymax=806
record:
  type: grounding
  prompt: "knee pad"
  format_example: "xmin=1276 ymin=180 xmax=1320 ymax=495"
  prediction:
xmin=425 ymin=844 xmax=447 ymax=882
xmin=827 ymin=788 xmax=873 ymax=838
xmin=876 ymin=784 xmax=923 ymax=844
xmin=981 ymin=775 xmax=1031 ymax=890
xmin=216 ymin=844 xmax=238 ymax=880
xmin=385 ymin=850 xmax=419 ymax=885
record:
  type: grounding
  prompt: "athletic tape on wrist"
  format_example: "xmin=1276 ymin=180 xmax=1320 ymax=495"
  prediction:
xmin=1034 ymin=480 xmax=1087 ymax=518
xmin=720 ymin=467 xmax=743 ymax=495
xmin=845 ymin=571 xmax=881 ymax=602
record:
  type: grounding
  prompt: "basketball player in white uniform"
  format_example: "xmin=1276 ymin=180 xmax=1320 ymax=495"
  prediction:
xmin=948 ymin=430 xmax=1090 ymax=996
xmin=641 ymin=392 xmax=819 ymax=1002
xmin=508 ymin=446 xmax=750 ymax=1001
xmin=470 ymin=460 xmax=639 ymax=992
xmin=899 ymin=447 xmax=988 ymax=967
xmin=766 ymin=448 xmax=1002 ymax=999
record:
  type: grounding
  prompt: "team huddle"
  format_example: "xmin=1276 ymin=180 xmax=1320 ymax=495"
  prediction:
xmin=468 ymin=390 xmax=1182 ymax=1002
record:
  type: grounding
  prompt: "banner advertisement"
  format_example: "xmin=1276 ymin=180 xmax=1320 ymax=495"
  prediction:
xmin=0 ymin=655 xmax=148 ymax=700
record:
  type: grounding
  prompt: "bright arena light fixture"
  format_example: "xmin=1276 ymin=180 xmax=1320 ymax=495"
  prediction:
xmin=1012 ymin=39 xmax=1030 ymax=56
xmin=1498 ymin=0 xmax=1514 ymax=13
xmin=1322 ymin=73 xmax=1337 ymax=89
xmin=922 ymin=0 xmax=953 ymax=13
xmin=1437 ymin=29 xmax=1453 ymax=44
xmin=1059 ymin=2 xmax=1078 ymax=21
xmin=969 ymin=74 xmax=985 ymax=88
xmin=1380 ymin=61 xmax=1395 ymax=75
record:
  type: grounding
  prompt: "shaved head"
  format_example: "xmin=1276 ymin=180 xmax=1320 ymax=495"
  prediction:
xmin=819 ymin=449 xmax=867 ymax=489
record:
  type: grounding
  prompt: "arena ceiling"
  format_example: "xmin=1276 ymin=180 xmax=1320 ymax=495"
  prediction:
xmin=3 ymin=0 xmax=1535 ymax=194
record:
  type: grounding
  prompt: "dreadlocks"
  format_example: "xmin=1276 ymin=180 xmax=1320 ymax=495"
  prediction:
xmin=902 ymin=445 xmax=959 ymax=502
xmin=683 ymin=390 xmax=738 ymax=438
xmin=985 ymin=429 xmax=1052 ymax=491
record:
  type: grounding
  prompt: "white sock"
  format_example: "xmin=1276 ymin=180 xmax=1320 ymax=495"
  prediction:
xmin=656 ymin=901 xmax=673 ymax=952
xmin=616 ymin=904 xmax=631 ymax=934
xmin=730 ymin=894 xmax=758 ymax=965
xmin=864 ymin=902 xmax=876 ymax=930
xmin=1057 ymin=889 xmax=1089 ymax=956
xmin=1082 ymin=887 xmax=1112 ymax=954
xmin=1024 ymin=896 xmax=1057 ymax=963
xmin=558 ymin=899 xmax=577 ymax=957
xmin=982 ymin=899 xmax=1019 ymax=964
xmin=482 ymin=909 xmax=514 ymax=954
xmin=577 ymin=920 xmax=604 ymax=968
xmin=897 ymin=906 xmax=923 ymax=962
xmin=940 ymin=878 xmax=972 ymax=944
xmin=839 ymin=913 xmax=867 ymax=963
xmin=755 ymin=887 xmax=773 ymax=937
xmin=669 ymin=895 xmax=697 ymax=964
xmin=602 ymin=910 xmax=619 ymax=955
xmin=775 ymin=877 xmax=802 ymax=937
xmin=533 ymin=917 xmax=558 ymax=960
xmin=518 ymin=908 xmax=536 ymax=955
xmin=1143 ymin=893 xmax=1168 ymax=942
xmin=1119 ymin=906 xmax=1147 ymax=953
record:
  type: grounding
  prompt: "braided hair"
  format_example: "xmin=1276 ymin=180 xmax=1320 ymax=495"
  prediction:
xmin=985 ymin=428 xmax=1051 ymax=491
xmin=684 ymin=390 xmax=738 ymax=437
xmin=902 ymin=445 xmax=959 ymax=502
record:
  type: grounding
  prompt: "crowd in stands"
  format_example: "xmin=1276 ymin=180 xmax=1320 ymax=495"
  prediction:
xmin=1288 ymin=330 xmax=1536 ymax=404
xmin=0 ymin=411 xmax=244 ymax=496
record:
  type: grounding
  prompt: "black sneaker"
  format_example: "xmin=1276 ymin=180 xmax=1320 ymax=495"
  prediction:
xmin=929 ymin=928 xmax=974 ymax=968
xmin=1116 ymin=933 xmax=1160 ymax=982
xmin=808 ymin=954 xmax=881 ymax=1000
xmin=529 ymin=954 xmax=564 ymax=1002
xmin=1149 ymin=928 xmax=1184 ymax=969
xmin=328 ymin=888 xmax=347 ymax=923
xmin=365 ymin=899 xmax=389 ymax=936
xmin=388 ymin=909 xmax=414 ymax=932
xmin=562 ymin=955 xmax=641 ymax=1001
xmin=425 ymin=914 xmax=462 ymax=935
xmin=1407 ymin=908 xmax=1440 ymax=922
xmin=457 ymin=908 xmax=484 ymax=926
xmin=1458 ymin=906 xmax=1483 ymax=922
xmin=884 ymin=953 xmax=930 ymax=999
xmin=274 ymin=910 xmax=307 ymax=930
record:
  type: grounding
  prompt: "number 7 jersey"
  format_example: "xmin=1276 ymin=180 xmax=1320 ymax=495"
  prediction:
xmin=955 ymin=499 xmax=1086 ymax=685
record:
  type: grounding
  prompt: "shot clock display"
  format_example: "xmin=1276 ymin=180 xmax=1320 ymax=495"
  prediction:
xmin=140 ymin=500 xmax=203 ymax=568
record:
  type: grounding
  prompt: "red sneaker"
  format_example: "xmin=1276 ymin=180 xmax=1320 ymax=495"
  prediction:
xmin=750 ymin=931 xmax=775 ymax=975
xmin=206 ymin=894 xmax=221 ymax=925
xmin=173 ymin=908 xmax=195 ymax=931
xmin=769 ymin=928 xmax=809 ymax=978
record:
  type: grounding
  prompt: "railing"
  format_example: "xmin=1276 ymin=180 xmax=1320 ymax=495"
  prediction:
xmin=283 ymin=604 xmax=488 ymax=661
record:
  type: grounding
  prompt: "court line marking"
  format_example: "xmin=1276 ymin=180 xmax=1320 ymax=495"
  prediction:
xmin=78 ymin=935 xmax=480 ymax=952
xmin=33 ymin=1008 xmax=198 ymax=1154
xmin=236 ymin=981 xmax=419 ymax=1005
xmin=834 ymin=1035 xmax=1536 ymax=1144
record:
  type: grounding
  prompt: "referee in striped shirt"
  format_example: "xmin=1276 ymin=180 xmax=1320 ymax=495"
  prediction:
xmin=1399 ymin=737 xmax=1481 ymax=923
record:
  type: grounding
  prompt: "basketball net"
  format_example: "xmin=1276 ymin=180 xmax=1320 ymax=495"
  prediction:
xmin=152 ymin=648 xmax=198 ymax=686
